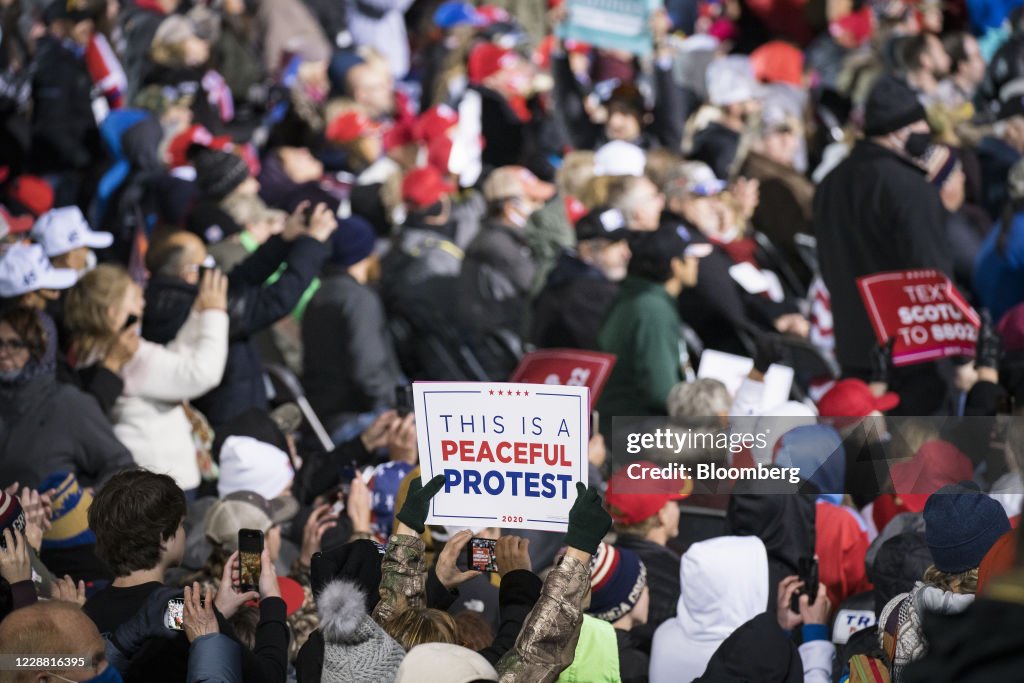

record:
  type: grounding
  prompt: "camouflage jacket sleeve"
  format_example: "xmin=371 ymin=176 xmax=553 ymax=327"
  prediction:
xmin=495 ymin=553 xmax=590 ymax=683
xmin=371 ymin=533 xmax=427 ymax=627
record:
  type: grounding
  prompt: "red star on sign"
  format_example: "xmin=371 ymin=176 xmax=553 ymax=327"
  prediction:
xmin=489 ymin=390 xmax=494 ymax=395
xmin=497 ymin=390 xmax=504 ymax=396
xmin=523 ymin=390 xmax=529 ymax=396
xmin=516 ymin=391 xmax=521 ymax=396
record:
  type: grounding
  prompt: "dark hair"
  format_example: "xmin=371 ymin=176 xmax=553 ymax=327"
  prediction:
xmin=88 ymin=470 xmax=186 ymax=577
xmin=627 ymin=231 xmax=683 ymax=283
xmin=941 ymin=32 xmax=971 ymax=76
xmin=145 ymin=239 xmax=189 ymax=279
xmin=0 ymin=307 xmax=47 ymax=361
xmin=228 ymin=606 xmax=260 ymax=650
xmin=899 ymin=34 xmax=933 ymax=72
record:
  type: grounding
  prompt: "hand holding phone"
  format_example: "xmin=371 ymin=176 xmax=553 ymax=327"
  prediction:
xmin=466 ymin=537 xmax=499 ymax=573
xmin=789 ymin=557 xmax=819 ymax=614
xmin=238 ymin=529 xmax=264 ymax=594
xmin=395 ymin=385 xmax=413 ymax=417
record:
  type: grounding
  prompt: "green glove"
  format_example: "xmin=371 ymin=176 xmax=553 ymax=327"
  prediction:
xmin=396 ymin=474 xmax=446 ymax=534
xmin=563 ymin=482 xmax=612 ymax=555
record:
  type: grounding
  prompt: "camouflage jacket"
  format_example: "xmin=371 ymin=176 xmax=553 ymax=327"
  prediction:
xmin=373 ymin=533 xmax=590 ymax=683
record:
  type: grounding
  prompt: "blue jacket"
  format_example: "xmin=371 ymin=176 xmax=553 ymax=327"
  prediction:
xmin=973 ymin=212 xmax=1024 ymax=323
xmin=188 ymin=634 xmax=241 ymax=683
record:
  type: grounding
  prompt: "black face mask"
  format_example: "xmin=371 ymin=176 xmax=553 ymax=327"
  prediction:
xmin=904 ymin=132 xmax=933 ymax=159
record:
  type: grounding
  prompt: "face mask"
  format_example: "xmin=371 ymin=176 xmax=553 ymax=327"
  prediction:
xmin=79 ymin=250 xmax=98 ymax=277
xmin=0 ymin=368 xmax=23 ymax=383
xmin=904 ymin=132 xmax=932 ymax=159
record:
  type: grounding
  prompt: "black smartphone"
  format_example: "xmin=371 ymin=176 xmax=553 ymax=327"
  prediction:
xmin=395 ymin=385 xmax=413 ymax=417
xmin=123 ymin=314 xmax=138 ymax=330
xmin=238 ymin=528 xmax=264 ymax=593
xmin=466 ymin=537 xmax=499 ymax=573
xmin=164 ymin=596 xmax=205 ymax=630
xmin=790 ymin=556 xmax=819 ymax=613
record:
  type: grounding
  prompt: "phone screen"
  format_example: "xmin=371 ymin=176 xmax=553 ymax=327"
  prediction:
xmin=165 ymin=598 xmax=185 ymax=630
xmin=466 ymin=537 xmax=498 ymax=573
xmin=238 ymin=528 xmax=264 ymax=592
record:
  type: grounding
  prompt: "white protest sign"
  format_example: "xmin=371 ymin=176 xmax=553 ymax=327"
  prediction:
xmin=414 ymin=381 xmax=589 ymax=532
xmin=697 ymin=349 xmax=794 ymax=411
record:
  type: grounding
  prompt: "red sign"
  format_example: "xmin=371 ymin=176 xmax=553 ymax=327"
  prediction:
xmin=856 ymin=270 xmax=980 ymax=367
xmin=509 ymin=349 xmax=617 ymax=410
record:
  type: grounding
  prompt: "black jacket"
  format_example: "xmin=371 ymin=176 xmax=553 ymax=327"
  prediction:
xmin=30 ymin=36 xmax=101 ymax=172
xmin=302 ymin=266 xmax=401 ymax=426
xmin=813 ymin=140 xmax=953 ymax=374
xmin=726 ymin=481 xmax=816 ymax=612
xmin=143 ymin=235 xmax=329 ymax=426
xmin=694 ymin=612 xmax=803 ymax=682
xmin=532 ymin=251 xmax=619 ymax=350
xmin=617 ymin=626 xmax=651 ymax=683
xmin=615 ymin=535 xmax=680 ymax=630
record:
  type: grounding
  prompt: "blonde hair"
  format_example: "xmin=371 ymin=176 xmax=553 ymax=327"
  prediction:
xmin=384 ymin=607 xmax=458 ymax=650
xmin=612 ymin=515 xmax=661 ymax=538
xmin=558 ymin=151 xmax=596 ymax=198
xmin=150 ymin=15 xmax=198 ymax=67
xmin=64 ymin=264 xmax=133 ymax=365
xmin=923 ymin=565 xmax=979 ymax=594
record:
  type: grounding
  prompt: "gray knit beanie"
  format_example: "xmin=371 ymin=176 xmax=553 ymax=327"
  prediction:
xmin=317 ymin=579 xmax=405 ymax=683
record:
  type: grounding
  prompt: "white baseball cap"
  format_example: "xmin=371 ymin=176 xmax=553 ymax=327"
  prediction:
xmin=0 ymin=243 xmax=78 ymax=298
xmin=32 ymin=206 xmax=114 ymax=257
xmin=706 ymin=55 xmax=762 ymax=107
xmin=593 ymin=140 xmax=647 ymax=178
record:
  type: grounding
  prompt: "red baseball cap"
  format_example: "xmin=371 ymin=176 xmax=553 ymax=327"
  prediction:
xmin=817 ymin=378 xmax=899 ymax=427
xmin=326 ymin=111 xmax=383 ymax=145
xmin=604 ymin=461 xmax=690 ymax=525
xmin=750 ymin=40 xmax=804 ymax=87
xmin=0 ymin=204 xmax=34 ymax=236
xmin=468 ymin=43 xmax=520 ymax=84
xmin=414 ymin=104 xmax=459 ymax=143
xmin=6 ymin=175 xmax=54 ymax=217
xmin=402 ymin=166 xmax=456 ymax=208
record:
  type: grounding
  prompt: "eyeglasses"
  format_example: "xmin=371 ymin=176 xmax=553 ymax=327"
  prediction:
xmin=0 ymin=338 xmax=27 ymax=353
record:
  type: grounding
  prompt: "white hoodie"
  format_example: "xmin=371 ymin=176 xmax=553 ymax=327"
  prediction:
xmin=649 ymin=536 xmax=769 ymax=683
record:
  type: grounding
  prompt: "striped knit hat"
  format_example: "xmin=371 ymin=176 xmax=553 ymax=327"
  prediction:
xmin=0 ymin=490 xmax=26 ymax=546
xmin=39 ymin=473 xmax=96 ymax=549
xmin=586 ymin=542 xmax=647 ymax=622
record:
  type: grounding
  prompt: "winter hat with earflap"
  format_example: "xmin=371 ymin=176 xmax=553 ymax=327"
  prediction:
xmin=317 ymin=579 xmax=406 ymax=683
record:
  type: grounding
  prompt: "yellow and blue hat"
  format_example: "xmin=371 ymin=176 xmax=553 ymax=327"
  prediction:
xmin=40 ymin=472 xmax=96 ymax=549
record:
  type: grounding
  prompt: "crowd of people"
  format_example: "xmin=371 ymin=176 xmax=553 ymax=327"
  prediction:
xmin=3 ymin=0 xmax=1024 ymax=679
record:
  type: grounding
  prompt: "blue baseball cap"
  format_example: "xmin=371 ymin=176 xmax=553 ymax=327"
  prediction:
xmin=434 ymin=1 xmax=484 ymax=28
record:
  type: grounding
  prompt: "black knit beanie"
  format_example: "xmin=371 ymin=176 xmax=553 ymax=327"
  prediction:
xmin=863 ymin=74 xmax=927 ymax=136
xmin=194 ymin=149 xmax=250 ymax=200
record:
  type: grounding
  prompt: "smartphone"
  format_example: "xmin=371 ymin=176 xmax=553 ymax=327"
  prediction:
xmin=395 ymin=385 xmax=413 ymax=417
xmin=238 ymin=529 xmax=264 ymax=593
xmin=165 ymin=598 xmax=185 ymax=630
xmin=123 ymin=314 xmax=139 ymax=331
xmin=590 ymin=410 xmax=599 ymax=437
xmin=790 ymin=557 xmax=819 ymax=613
xmin=466 ymin=537 xmax=499 ymax=573
xmin=164 ymin=596 xmax=205 ymax=630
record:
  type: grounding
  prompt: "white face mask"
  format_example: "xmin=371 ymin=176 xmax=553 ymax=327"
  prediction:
xmin=78 ymin=249 xmax=98 ymax=277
